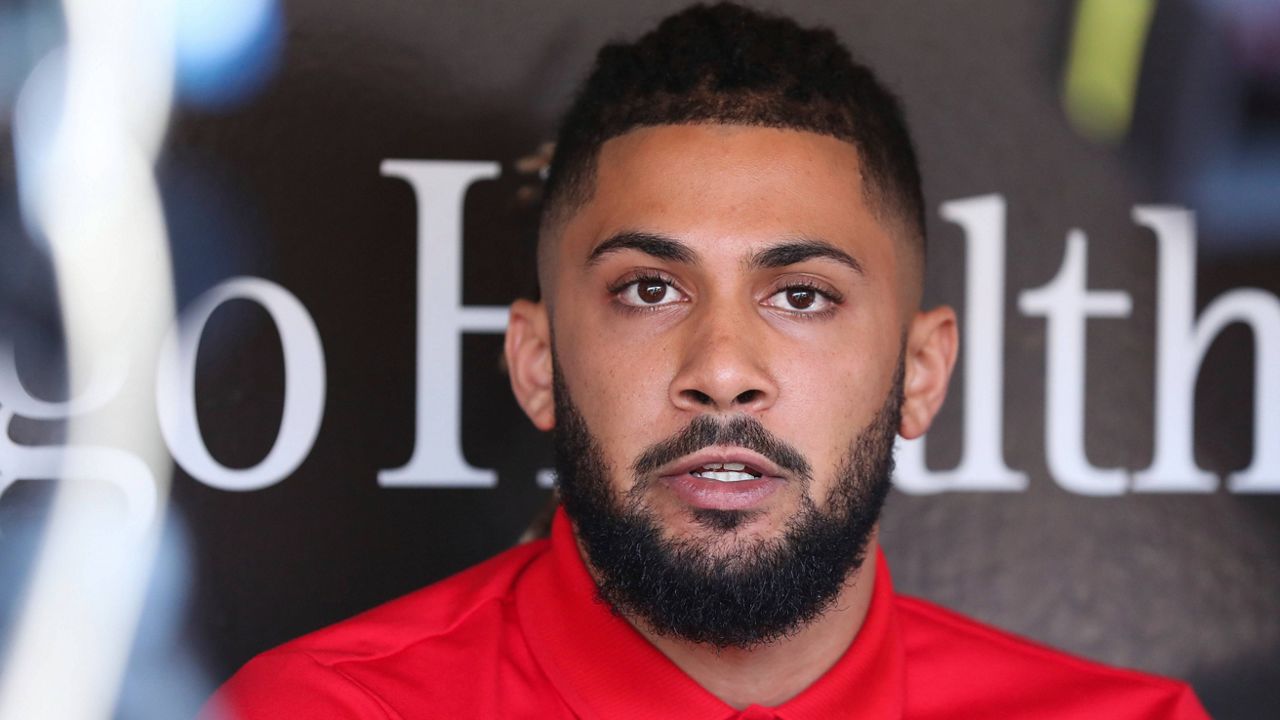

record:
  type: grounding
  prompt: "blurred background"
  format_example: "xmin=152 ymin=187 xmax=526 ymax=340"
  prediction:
xmin=1 ymin=0 xmax=1278 ymax=717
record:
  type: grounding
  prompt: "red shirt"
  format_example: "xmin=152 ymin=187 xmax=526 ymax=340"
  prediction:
xmin=205 ymin=510 xmax=1209 ymax=719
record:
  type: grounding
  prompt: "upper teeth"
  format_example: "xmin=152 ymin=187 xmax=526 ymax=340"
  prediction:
xmin=692 ymin=462 xmax=759 ymax=482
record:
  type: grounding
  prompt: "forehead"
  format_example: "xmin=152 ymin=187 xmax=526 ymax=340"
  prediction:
xmin=555 ymin=124 xmax=898 ymax=273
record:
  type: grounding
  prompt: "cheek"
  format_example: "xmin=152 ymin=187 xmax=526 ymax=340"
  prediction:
xmin=554 ymin=317 xmax=681 ymax=465
xmin=775 ymin=345 xmax=866 ymax=458
xmin=564 ymin=320 xmax=677 ymax=402
xmin=772 ymin=321 xmax=898 ymax=483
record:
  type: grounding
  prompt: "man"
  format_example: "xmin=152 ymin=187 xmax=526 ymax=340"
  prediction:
xmin=206 ymin=4 xmax=1210 ymax=718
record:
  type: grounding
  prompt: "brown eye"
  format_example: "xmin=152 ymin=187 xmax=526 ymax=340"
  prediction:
xmin=637 ymin=281 xmax=668 ymax=304
xmin=763 ymin=284 xmax=834 ymax=314
xmin=617 ymin=277 xmax=686 ymax=308
xmin=786 ymin=288 xmax=815 ymax=309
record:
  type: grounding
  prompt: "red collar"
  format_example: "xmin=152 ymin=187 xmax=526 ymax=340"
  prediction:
xmin=516 ymin=509 xmax=906 ymax=720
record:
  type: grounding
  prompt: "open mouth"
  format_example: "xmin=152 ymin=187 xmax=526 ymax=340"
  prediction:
xmin=689 ymin=462 xmax=764 ymax=483
xmin=657 ymin=449 xmax=785 ymax=511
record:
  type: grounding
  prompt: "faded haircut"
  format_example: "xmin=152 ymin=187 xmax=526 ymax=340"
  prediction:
xmin=539 ymin=1 xmax=925 ymax=260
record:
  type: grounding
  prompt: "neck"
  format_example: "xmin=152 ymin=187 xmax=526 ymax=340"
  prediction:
xmin=638 ymin=535 xmax=880 ymax=710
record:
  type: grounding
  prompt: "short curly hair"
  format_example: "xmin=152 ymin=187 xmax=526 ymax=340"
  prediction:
xmin=541 ymin=2 xmax=925 ymax=258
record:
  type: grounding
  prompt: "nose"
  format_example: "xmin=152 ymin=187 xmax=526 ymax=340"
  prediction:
xmin=669 ymin=301 xmax=777 ymax=415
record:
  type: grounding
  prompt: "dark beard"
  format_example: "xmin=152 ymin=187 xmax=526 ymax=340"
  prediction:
xmin=551 ymin=356 xmax=902 ymax=650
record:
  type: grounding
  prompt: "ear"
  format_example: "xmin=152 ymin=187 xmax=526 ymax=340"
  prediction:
xmin=505 ymin=299 xmax=555 ymax=431
xmin=899 ymin=305 xmax=959 ymax=439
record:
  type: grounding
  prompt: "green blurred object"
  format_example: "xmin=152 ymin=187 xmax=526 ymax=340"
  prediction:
xmin=1063 ymin=0 xmax=1158 ymax=143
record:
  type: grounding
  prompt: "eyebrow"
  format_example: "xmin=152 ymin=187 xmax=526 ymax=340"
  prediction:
xmin=584 ymin=231 xmax=863 ymax=275
xmin=586 ymin=231 xmax=699 ymax=266
xmin=748 ymin=238 xmax=864 ymax=275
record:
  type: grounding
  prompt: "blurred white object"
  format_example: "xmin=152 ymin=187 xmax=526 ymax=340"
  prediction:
xmin=0 ymin=0 xmax=178 ymax=718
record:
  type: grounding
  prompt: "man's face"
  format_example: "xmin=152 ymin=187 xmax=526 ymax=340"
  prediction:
xmin=547 ymin=124 xmax=910 ymax=546
xmin=524 ymin=125 xmax=921 ymax=645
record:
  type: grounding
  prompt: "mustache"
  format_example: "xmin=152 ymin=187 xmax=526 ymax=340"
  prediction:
xmin=631 ymin=415 xmax=813 ymax=481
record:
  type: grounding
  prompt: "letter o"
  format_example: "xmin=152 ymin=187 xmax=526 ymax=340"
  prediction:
xmin=157 ymin=277 xmax=325 ymax=491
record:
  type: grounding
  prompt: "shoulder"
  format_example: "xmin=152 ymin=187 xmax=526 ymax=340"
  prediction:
xmin=280 ymin=539 xmax=547 ymax=665
xmin=893 ymin=595 xmax=1210 ymax=720
xmin=202 ymin=540 xmax=551 ymax=720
